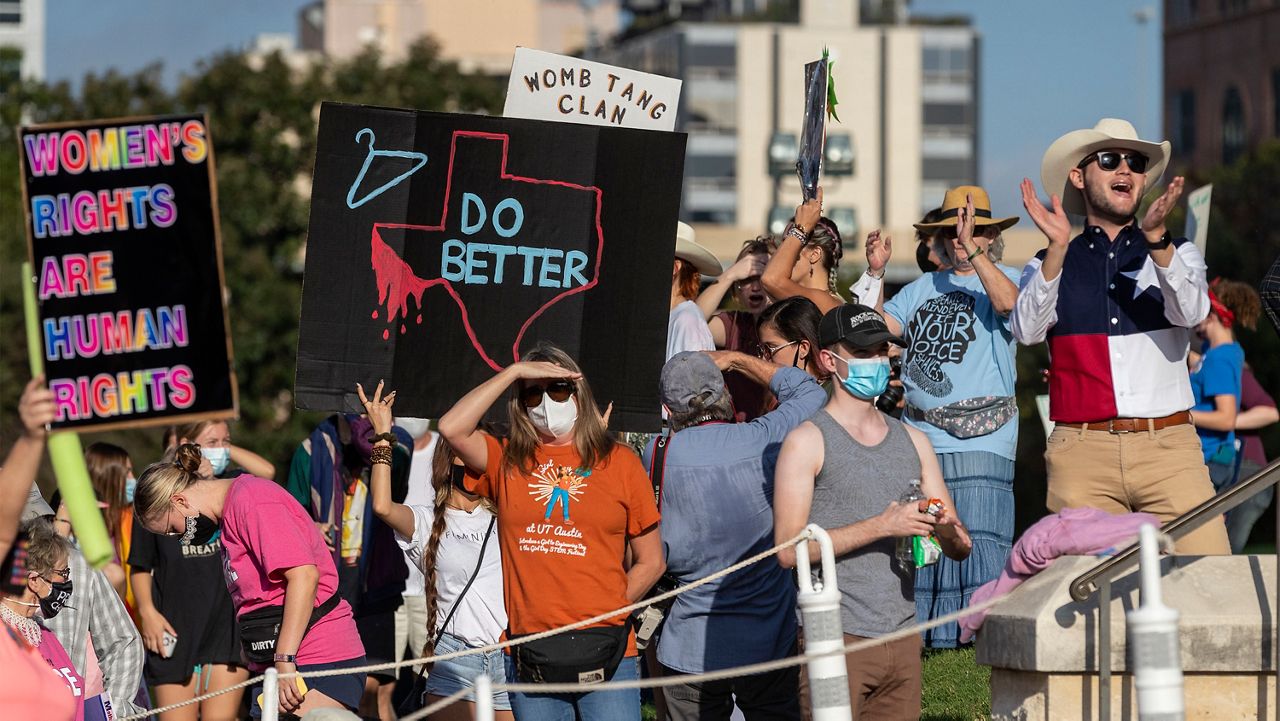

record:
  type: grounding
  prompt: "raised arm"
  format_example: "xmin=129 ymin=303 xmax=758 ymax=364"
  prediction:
xmin=0 ymin=377 xmax=54 ymax=558
xmin=956 ymin=194 xmax=1019 ymax=316
xmin=438 ymin=362 xmax=581 ymax=471
xmin=356 ymin=381 xmax=416 ymax=539
xmin=863 ymin=230 xmax=902 ymax=335
xmin=1011 ymin=179 xmax=1070 ymax=345
xmin=698 ymin=254 xmax=767 ymax=322
xmin=762 ymin=189 xmax=840 ymax=313
xmin=229 ymin=444 xmax=276 ymax=480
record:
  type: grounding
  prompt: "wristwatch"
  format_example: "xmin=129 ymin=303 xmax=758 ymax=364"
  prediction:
xmin=1146 ymin=231 xmax=1173 ymax=250
xmin=274 ymin=653 xmax=297 ymax=664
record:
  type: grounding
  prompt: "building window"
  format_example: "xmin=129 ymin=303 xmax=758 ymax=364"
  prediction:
xmin=1169 ymin=0 xmax=1199 ymax=25
xmin=1171 ymin=89 xmax=1196 ymax=153
xmin=923 ymin=46 xmax=971 ymax=84
xmin=1222 ymin=85 xmax=1246 ymax=165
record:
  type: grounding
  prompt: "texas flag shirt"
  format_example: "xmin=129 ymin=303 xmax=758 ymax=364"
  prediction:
xmin=1011 ymin=225 xmax=1210 ymax=423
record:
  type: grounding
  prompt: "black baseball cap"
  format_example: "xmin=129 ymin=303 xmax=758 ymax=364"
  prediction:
xmin=818 ymin=304 xmax=907 ymax=349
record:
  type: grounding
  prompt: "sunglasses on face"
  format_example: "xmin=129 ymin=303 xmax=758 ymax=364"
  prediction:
xmin=1078 ymin=151 xmax=1149 ymax=174
xmin=758 ymin=340 xmax=798 ymax=361
xmin=520 ymin=380 xmax=577 ymax=408
xmin=43 ymin=567 xmax=71 ymax=582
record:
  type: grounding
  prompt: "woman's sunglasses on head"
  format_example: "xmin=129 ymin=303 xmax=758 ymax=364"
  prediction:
xmin=521 ymin=380 xmax=576 ymax=408
xmin=1077 ymin=150 xmax=1149 ymax=174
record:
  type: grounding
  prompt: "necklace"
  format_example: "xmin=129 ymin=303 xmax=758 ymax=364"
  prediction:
xmin=0 ymin=599 xmax=41 ymax=647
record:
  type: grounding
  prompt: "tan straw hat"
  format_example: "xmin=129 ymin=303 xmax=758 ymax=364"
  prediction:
xmin=913 ymin=185 xmax=1018 ymax=232
xmin=1040 ymin=118 xmax=1170 ymax=216
xmin=674 ymin=221 xmax=723 ymax=277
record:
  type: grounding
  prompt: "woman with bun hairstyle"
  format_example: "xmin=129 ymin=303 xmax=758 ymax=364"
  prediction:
xmin=133 ymin=444 xmax=367 ymax=717
xmin=437 ymin=342 xmax=665 ymax=721
xmin=761 ymin=188 xmax=846 ymax=315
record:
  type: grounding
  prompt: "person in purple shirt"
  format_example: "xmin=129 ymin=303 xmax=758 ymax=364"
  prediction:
xmin=1227 ymin=366 xmax=1278 ymax=552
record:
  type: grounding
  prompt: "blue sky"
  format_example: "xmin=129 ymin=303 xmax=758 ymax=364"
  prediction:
xmin=46 ymin=0 xmax=1163 ymax=218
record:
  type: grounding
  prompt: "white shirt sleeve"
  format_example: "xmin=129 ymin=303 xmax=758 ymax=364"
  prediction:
xmin=394 ymin=504 xmax=435 ymax=575
xmin=1154 ymin=241 xmax=1211 ymax=328
xmin=1011 ymin=256 xmax=1060 ymax=345
xmin=666 ymin=301 xmax=716 ymax=360
xmin=848 ymin=271 xmax=883 ymax=306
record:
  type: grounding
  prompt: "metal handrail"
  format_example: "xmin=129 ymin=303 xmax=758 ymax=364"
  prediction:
xmin=1070 ymin=455 xmax=1280 ymax=602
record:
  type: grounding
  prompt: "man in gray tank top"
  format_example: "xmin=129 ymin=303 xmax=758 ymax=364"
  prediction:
xmin=774 ymin=303 xmax=972 ymax=721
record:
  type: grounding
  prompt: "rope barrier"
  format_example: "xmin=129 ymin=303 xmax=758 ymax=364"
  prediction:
xmin=119 ymin=528 xmax=814 ymax=719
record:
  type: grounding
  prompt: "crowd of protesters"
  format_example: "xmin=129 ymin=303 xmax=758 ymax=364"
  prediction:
xmin=3 ymin=115 xmax=1279 ymax=721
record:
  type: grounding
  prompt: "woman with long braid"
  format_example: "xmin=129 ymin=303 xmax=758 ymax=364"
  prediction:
xmin=360 ymin=383 xmax=511 ymax=720
xmin=762 ymin=187 xmax=846 ymax=315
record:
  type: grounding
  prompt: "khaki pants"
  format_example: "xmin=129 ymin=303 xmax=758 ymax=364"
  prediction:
xmin=844 ymin=633 xmax=921 ymax=721
xmin=1044 ymin=423 xmax=1229 ymax=554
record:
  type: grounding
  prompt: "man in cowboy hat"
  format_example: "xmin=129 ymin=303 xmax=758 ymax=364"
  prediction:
xmin=854 ymin=186 xmax=1022 ymax=648
xmin=668 ymin=221 xmax=723 ymax=360
xmin=1012 ymin=118 xmax=1228 ymax=555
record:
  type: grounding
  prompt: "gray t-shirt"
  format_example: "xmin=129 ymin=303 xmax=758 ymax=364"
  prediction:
xmin=808 ymin=409 xmax=920 ymax=637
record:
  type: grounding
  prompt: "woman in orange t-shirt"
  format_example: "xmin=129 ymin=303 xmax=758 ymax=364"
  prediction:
xmin=436 ymin=341 xmax=665 ymax=721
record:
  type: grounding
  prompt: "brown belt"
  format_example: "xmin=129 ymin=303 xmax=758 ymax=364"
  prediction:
xmin=1056 ymin=411 xmax=1192 ymax=434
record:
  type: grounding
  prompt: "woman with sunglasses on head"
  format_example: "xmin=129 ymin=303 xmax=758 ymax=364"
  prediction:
xmin=757 ymin=296 xmax=826 ymax=382
xmin=761 ymin=188 xmax=846 ymax=315
xmin=132 ymin=444 xmax=367 ymax=718
xmin=357 ymin=382 xmax=513 ymax=721
xmin=439 ymin=341 xmax=665 ymax=721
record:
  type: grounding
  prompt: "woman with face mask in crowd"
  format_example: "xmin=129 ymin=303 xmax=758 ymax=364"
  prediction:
xmin=359 ymin=383 xmax=512 ymax=720
xmin=173 ymin=420 xmax=276 ymax=481
xmin=0 ymin=517 xmax=104 ymax=720
xmin=134 ymin=444 xmax=367 ymax=718
xmin=438 ymin=341 xmax=665 ymax=721
xmin=128 ymin=441 xmax=247 ymax=721
xmin=81 ymin=443 xmax=135 ymax=606
xmin=757 ymin=295 xmax=826 ymax=383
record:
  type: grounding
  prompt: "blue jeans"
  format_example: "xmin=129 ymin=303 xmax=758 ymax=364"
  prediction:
xmin=504 ymin=654 xmax=640 ymax=721
xmin=427 ymin=631 xmax=512 ymax=709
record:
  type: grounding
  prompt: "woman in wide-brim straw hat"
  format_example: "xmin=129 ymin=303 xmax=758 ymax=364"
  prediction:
xmin=856 ymin=184 xmax=1024 ymax=648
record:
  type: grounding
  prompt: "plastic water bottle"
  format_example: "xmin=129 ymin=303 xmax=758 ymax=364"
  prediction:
xmin=895 ymin=480 xmax=925 ymax=571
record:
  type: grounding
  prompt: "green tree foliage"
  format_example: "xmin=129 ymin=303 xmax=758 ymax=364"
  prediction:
xmin=0 ymin=40 xmax=504 ymax=477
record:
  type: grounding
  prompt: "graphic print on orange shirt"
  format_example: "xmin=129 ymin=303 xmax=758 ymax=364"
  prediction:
xmin=522 ymin=461 xmax=591 ymax=555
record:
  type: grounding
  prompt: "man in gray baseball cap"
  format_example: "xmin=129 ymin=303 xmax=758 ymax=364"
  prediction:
xmin=645 ymin=349 xmax=825 ymax=720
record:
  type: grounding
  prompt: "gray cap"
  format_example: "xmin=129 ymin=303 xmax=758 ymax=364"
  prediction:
xmin=23 ymin=484 xmax=54 ymax=523
xmin=660 ymin=351 xmax=726 ymax=415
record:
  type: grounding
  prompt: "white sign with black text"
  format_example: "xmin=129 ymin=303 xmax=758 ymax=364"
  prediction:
xmin=504 ymin=47 xmax=682 ymax=132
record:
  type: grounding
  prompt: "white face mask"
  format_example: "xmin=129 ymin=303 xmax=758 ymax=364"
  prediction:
xmin=396 ymin=417 xmax=431 ymax=439
xmin=528 ymin=395 xmax=578 ymax=439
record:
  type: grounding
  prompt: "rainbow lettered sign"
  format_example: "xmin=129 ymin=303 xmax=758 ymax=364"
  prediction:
xmin=19 ymin=114 xmax=238 ymax=431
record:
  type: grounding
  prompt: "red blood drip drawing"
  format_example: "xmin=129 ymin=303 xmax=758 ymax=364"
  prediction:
xmin=371 ymin=229 xmax=431 ymax=324
xmin=371 ymin=309 xmax=379 ymax=319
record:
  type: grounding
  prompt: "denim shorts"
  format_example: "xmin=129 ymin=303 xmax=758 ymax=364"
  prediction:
xmin=426 ymin=631 xmax=512 ymax=710
xmin=248 ymin=656 xmax=367 ymax=718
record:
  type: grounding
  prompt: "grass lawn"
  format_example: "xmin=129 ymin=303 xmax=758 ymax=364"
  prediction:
xmin=921 ymin=646 xmax=991 ymax=721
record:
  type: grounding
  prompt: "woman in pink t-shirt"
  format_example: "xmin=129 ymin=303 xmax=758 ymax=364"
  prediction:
xmin=133 ymin=444 xmax=367 ymax=718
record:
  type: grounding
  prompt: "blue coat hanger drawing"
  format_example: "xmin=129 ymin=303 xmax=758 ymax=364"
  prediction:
xmin=345 ymin=128 xmax=429 ymax=209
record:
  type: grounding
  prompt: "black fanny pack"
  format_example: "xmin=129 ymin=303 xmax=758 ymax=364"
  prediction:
xmin=513 ymin=624 xmax=629 ymax=685
xmin=238 ymin=593 xmax=341 ymax=665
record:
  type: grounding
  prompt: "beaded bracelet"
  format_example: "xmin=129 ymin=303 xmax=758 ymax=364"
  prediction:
xmin=370 ymin=444 xmax=393 ymax=466
xmin=786 ymin=226 xmax=807 ymax=243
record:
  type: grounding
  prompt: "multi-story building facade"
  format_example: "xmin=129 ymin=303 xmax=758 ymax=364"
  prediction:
xmin=1164 ymin=0 xmax=1280 ymax=175
xmin=0 ymin=0 xmax=45 ymax=83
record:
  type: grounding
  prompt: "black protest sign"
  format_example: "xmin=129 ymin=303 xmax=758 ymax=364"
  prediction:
xmin=296 ymin=102 xmax=686 ymax=431
xmin=19 ymin=114 xmax=237 ymax=432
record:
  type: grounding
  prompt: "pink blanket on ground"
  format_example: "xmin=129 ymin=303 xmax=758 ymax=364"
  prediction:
xmin=957 ymin=507 xmax=1159 ymax=643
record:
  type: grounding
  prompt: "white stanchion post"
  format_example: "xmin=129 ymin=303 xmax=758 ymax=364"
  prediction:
xmin=475 ymin=673 xmax=494 ymax=721
xmin=1129 ymin=523 xmax=1184 ymax=721
xmin=261 ymin=667 xmax=279 ymax=721
xmin=796 ymin=524 xmax=853 ymax=721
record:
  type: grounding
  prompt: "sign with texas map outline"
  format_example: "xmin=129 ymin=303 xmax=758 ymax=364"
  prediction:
xmin=295 ymin=102 xmax=686 ymax=431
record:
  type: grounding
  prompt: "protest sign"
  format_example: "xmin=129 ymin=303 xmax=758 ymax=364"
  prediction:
xmin=296 ymin=102 xmax=687 ymax=431
xmin=1185 ymin=183 xmax=1212 ymax=256
xmin=504 ymin=47 xmax=682 ymax=132
xmin=796 ymin=52 xmax=830 ymax=202
xmin=19 ymin=114 xmax=238 ymax=432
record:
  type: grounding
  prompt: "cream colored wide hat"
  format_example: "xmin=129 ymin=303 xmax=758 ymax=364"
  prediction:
xmin=674 ymin=221 xmax=723 ymax=277
xmin=1040 ymin=118 xmax=1171 ymax=216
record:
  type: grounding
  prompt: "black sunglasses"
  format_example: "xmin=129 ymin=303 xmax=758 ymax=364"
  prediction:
xmin=521 ymin=380 xmax=576 ymax=408
xmin=1078 ymin=151 xmax=1149 ymax=174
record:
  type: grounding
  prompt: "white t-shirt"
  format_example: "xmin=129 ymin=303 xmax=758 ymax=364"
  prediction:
xmin=667 ymin=299 xmax=715 ymax=360
xmin=394 ymin=503 xmax=506 ymax=647
xmin=401 ymin=437 xmax=438 ymax=597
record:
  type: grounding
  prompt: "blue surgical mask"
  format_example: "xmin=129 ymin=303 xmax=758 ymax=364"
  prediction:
xmin=124 ymin=475 xmax=137 ymax=503
xmin=201 ymin=447 xmax=230 ymax=476
xmin=834 ymin=355 xmax=891 ymax=400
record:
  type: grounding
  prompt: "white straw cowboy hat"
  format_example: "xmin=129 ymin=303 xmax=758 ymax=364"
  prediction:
xmin=674 ymin=221 xmax=723 ymax=277
xmin=1040 ymin=118 xmax=1170 ymax=216
xmin=913 ymin=185 xmax=1019 ymax=232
